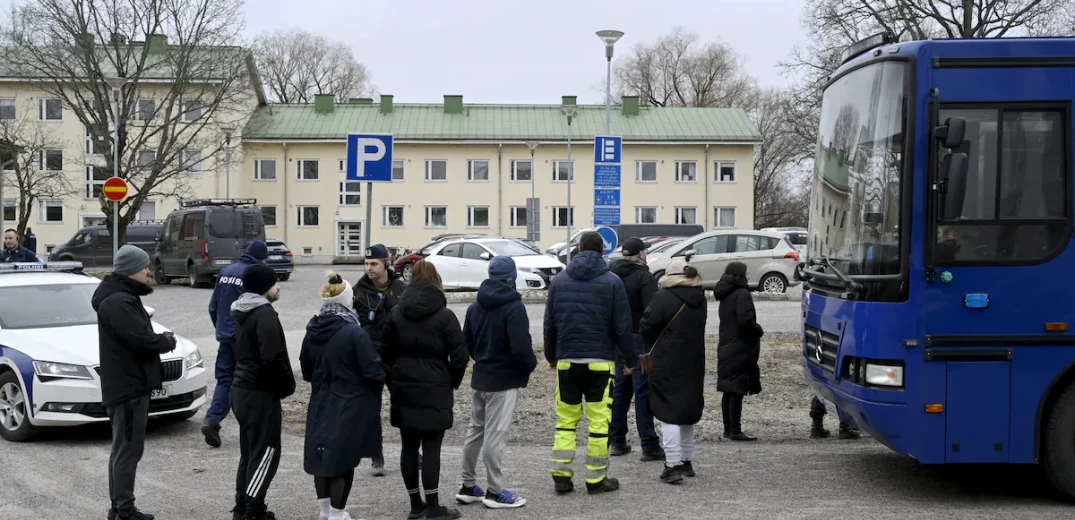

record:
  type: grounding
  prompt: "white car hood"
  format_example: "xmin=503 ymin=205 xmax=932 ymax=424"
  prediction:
xmin=513 ymin=255 xmax=566 ymax=269
xmin=0 ymin=321 xmax=190 ymax=367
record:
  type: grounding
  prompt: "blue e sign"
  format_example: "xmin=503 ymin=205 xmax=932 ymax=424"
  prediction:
xmin=346 ymin=133 xmax=394 ymax=182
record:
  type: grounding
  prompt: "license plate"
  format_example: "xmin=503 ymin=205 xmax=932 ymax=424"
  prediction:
xmin=151 ymin=385 xmax=171 ymax=400
xmin=216 ymin=259 xmax=232 ymax=265
xmin=269 ymin=255 xmax=283 ymax=261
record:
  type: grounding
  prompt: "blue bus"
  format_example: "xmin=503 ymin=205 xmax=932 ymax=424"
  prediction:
xmin=800 ymin=33 xmax=1075 ymax=498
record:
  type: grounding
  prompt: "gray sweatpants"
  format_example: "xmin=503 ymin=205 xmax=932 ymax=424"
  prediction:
xmin=106 ymin=395 xmax=150 ymax=515
xmin=460 ymin=388 xmax=521 ymax=494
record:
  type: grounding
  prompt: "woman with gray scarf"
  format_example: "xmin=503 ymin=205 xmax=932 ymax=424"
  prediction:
xmin=300 ymin=273 xmax=386 ymax=520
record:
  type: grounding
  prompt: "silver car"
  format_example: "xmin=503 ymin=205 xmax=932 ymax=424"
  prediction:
xmin=646 ymin=230 xmax=802 ymax=293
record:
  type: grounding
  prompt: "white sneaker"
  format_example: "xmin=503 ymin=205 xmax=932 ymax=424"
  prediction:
xmin=483 ymin=489 xmax=527 ymax=509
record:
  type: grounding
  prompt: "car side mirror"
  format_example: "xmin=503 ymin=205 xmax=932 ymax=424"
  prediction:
xmin=144 ymin=305 xmax=155 ymax=317
xmin=934 ymin=117 xmax=966 ymax=149
xmin=479 ymin=252 xmax=492 ymax=261
xmin=677 ymin=249 xmax=697 ymax=259
xmin=685 ymin=251 xmax=696 ymax=262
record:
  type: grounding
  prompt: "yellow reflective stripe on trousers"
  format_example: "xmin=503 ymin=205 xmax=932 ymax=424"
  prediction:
xmin=582 ymin=363 xmax=614 ymax=484
xmin=551 ymin=364 xmax=582 ymax=478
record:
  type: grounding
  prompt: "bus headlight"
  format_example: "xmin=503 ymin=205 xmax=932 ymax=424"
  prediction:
xmin=865 ymin=364 xmax=904 ymax=387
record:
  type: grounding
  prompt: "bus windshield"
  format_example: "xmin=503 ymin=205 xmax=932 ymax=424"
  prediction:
xmin=810 ymin=60 xmax=907 ymax=277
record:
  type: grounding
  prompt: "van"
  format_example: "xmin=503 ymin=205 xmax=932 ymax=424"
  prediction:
xmin=48 ymin=221 xmax=163 ymax=267
xmin=153 ymin=199 xmax=266 ymax=287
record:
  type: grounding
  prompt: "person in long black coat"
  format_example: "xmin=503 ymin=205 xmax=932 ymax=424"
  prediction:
xmin=301 ymin=273 xmax=385 ymax=520
xmin=639 ymin=259 xmax=707 ymax=484
xmin=382 ymin=260 xmax=469 ymax=520
xmin=714 ymin=261 xmax=764 ymax=442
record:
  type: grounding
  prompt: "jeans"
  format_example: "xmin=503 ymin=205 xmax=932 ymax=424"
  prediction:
xmin=610 ymin=335 xmax=659 ymax=452
xmin=203 ymin=340 xmax=236 ymax=426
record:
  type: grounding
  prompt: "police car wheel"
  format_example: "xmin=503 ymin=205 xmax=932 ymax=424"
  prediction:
xmin=0 ymin=371 xmax=39 ymax=442
xmin=1042 ymin=381 xmax=1075 ymax=500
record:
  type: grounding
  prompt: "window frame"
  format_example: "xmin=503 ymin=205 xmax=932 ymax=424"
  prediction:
xmin=180 ymin=99 xmax=203 ymax=123
xmin=392 ymin=160 xmax=405 ymax=181
xmin=552 ymin=161 xmax=574 ymax=183
xmin=552 ymin=206 xmax=574 ymax=228
xmin=467 ymin=205 xmax=490 ymax=228
xmin=85 ymin=165 xmax=106 ymax=199
xmin=260 ymin=206 xmax=277 ymax=227
xmin=135 ymin=99 xmax=156 ymax=122
xmin=339 ymin=181 xmax=361 ymax=206
xmin=39 ymin=199 xmax=64 ymax=223
xmin=2 ymin=199 xmax=15 ymax=221
xmin=511 ymin=160 xmax=532 ymax=182
xmin=714 ymin=161 xmax=737 ymax=183
xmin=254 ymin=159 xmax=277 ymax=181
xmin=929 ymin=101 xmax=1074 ymax=267
xmin=509 ymin=206 xmax=527 ymax=228
xmin=39 ymin=149 xmax=63 ymax=172
xmin=714 ymin=206 xmax=736 ymax=229
xmin=675 ymin=161 xmax=698 ymax=183
xmin=85 ymin=124 xmax=107 ymax=155
xmin=425 ymin=206 xmax=448 ymax=228
xmin=0 ymin=98 xmax=15 ymax=120
xmin=182 ymin=149 xmax=203 ymax=173
xmin=382 ymin=206 xmax=405 ymax=228
xmin=635 ymin=160 xmax=658 ymax=183
xmin=425 ymin=160 xmax=448 ymax=182
xmin=675 ymin=206 xmax=697 ymax=225
xmin=39 ymin=98 xmax=62 ymax=121
xmin=467 ymin=159 xmax=490 ymax=182
xmin=296 ymin=205 xmax=320 ymax=227
xmin=635 ymin=206 xmax=657 ymax=224
xmin=297 ymin=159 xmax=320 ymax=181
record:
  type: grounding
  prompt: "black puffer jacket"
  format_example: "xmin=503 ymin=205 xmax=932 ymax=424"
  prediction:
xmin=610 ymin=257 xmax=658 ymax=333
xmin=714 ymin=273 xmax=763 ymax=396
xmin=640 ymin=285 xmax=707 ymax=425
xmin=232 ymin=294 xmax=296 ymax=399
xmin=382 ymin=281 xmax=469 ymax=431
xmin=92 ymin=274 xmax=176 ymax=406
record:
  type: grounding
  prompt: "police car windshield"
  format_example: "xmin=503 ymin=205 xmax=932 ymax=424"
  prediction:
xmin=0 ymin=283 xmax=98 ymax=329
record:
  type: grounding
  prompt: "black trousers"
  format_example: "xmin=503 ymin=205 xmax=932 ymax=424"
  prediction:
xmin=232 ymin=387 xmax=282 ymax=516
xmin=721 ymin=392 xmax=744 ymax=435
xmin=400 ymin=428 xmax=445 ymax=495
xmin=810 ymin=396 xmax=851 ymax=429
xmin=106 ymin=395 xmax=150 ymax=516
xmin=315 ymin=470 xmax=355 ymax=510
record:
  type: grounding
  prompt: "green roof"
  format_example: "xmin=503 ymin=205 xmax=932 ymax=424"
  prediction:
xmin=242 ymin=103 xmax=761 ymax=142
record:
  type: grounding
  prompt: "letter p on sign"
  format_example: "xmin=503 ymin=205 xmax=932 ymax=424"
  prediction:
xmin=346 ymin=133 xmax=393 ymax=182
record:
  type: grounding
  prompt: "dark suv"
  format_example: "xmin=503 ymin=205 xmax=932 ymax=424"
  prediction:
xmin=153 ymin=199 xmax=265 ymax=288
xmin=266 ymin=239 xmax=294 ymax=281
xmin=49 ymin=221 xmax=163 ymax=267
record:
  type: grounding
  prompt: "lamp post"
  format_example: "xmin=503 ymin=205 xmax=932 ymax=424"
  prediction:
xmin=525 ymin=140 xmax=538 ymax=243
xmin=561 ymin=104 xmax=577 ymax=264
xmin=104 ymin=76 xmax=127 ymax=259
xmin=596 ymin=30 xmax=624 ymax=133
xmin=222 ymin=127 xmax=235 ymax=199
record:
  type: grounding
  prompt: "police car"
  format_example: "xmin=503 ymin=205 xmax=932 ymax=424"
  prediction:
xmin=0 ymin=262 xmax=207 ymax=442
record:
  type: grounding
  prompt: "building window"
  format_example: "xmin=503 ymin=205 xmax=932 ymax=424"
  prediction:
xmin=425 ymin=160 xmax=447 ymax=181
xmin=297 ymin=206 xmax=319 ymax=227
xmin=553 ymin=161 xmax=573 ymax=182
xmin=392 ymin=160 xmax=404 ymax=180
xmin=137 ymin=149 xmax=156 ymax=169
xmin=635 ymin=206 xmax=657 ymax=224
xmin=383 ymin=206 xmax=404 ymax=227
xmin=261 ymin=206 xmax=277 ymax=227
xmin=676 ymin=161 xmax=697 ymax=182
xmin=511 ymin=160 xmax=532 ymax=182
xmin=0 ymin=98 xmax=15 ymax=120
xmin=39 ymin=200 xmax=63 ymax=223
xmin=3 ymin=200 xmax=16 ymax=221
xmin=425 ymin=206 xmax=447 ymax=228
xmin=136 ymin=99 xmax=156 ymax=122
xmin=675 ymin=207 xmax=697 ymax=224
xmin=181 ymin=100 xmax=203 ymax=122
xmin=468 ymin=160 xmax=489 ymax=182
xmin=715 ymin=161 xmax=736 ymax=183
xmin=636 ymin=161 xmax=658 ymax=182
xmin=297 ymin=159 xmax=319 ymax=180
xmin=85 ymin=124 xmax=107 ymax=155
xmin=552 ymin=207 xmax=574 ymax=228
xmin=181 ymin=149 xmax=203 ymax=173
xmin=468 ymin=206 xmax=490 ymax=228
xmin=337 ymin=159 xmax=346 ymax=173
xmin=714 ymin=207 xmax=736 ymax=228
xmin=85 ymin=165 xmax=106 ymax=199
xmin=510 ymin=206 xmax=527 ymax=228
xmin=255 ymin=159 xmax=276 ymax=181
xmin=39 ymin=98 xmax=62 ymax=121
xmin=339 ymin=181 xmax=361 ymax=205
xmin=39 ymin=149 xmax=62 ymax=171
xmin=137 ymin=201 xmax=156 ymax=221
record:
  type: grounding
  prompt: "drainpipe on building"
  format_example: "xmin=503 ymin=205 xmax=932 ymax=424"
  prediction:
xmin=497 ymin=143 xmax=503 ymax=235
xmin=282 ymin=142 xmax=289 ymax=245
xmin=703 ymin=143 xmax=710 ymax=229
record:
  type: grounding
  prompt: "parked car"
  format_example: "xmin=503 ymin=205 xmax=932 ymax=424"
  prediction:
xmin=550 ymin=224 xmax=705 ymax=264
xmin=647 ymin=237 xmax=686 ymax=254
xmin=152 ymin=199 xmax=266 ymax=288
xmin=266 ymin=240 xmax=294 ymax=281
xmin=423 ymin=237 xmax=564 ymax=290
xmin=604 ymin=236 xmax=676 ymax=263
xmin=761 ymin=227 xmax=809 ymax=263
xmin=396 ymin=235 xmax=538 ymax=281
xmin=647 ymin=230 xmax=802 ymax=293
xmin=48 ymin=221 xmax=163 ymax=267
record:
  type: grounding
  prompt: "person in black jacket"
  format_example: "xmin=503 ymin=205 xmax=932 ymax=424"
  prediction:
xmin=382 ymin=260 xmax=469 ymax=520
xmin=230 ymin=264 xmax=295 ymax=520
xmin=2 ymin=229 xmax=39 ymax=263
xmin=713 ymin=261 xmax=762 ymax=442
xmin=639 ymin=259 xmax=707 ymax=484
xmin=608 ymin=238 xmax=661 ymax=460
xmin=353 ymin=243 xmax=406 ymax=476
xmin=455 ymin=256 xmax=536 ymax=509
xmin=301 ymin=272 xmax=385 ymax=520
xmin=93 ymin=245 xmax=177 ymax=520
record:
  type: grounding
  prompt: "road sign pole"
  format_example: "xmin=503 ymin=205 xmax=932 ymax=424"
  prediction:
xmin=112 ymin=200 xmax=118 ymax=260
xmin=364 ymin=182 xmax=373 ymax=252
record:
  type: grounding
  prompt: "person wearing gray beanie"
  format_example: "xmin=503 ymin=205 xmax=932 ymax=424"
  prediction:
xmin=113 ymin=245 xmax=151 ymax=276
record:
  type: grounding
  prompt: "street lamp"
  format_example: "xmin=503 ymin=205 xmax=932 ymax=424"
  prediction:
xmin=525 ymin=140 xmax=538 ymax=243
xmin=104 ymin=76 xmax=127 ymax=260
xmin=596 ymin=30 xmax=624 ymax=133
xmin=222 ymin=127 xmax=235 ymax=199
xmin=561 ymin=104 xmax=578 ymax=264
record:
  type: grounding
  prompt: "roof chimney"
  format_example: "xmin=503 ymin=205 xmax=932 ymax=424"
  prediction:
xmin=314 ymin=94 xmax=335 ymax=114
xmin=380 ymin=94 xmax=393 ymax=114
xmin=444 ymin=95 xmax=463 ymax=114
xmin=561 ymin=95 xmax=577 ymax=106
xmin=110 ymin=33 xmax=127 ymax=45
xmin=146 ymin=33 xmax=167 ymax=53
xmin=74 ymin=33 xmax=94 ymax=52
xmin=621 ymin=96 xmax=639 ymax=116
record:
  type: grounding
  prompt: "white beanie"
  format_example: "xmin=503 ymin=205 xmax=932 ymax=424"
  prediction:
xmin=320 ymin=275 xmax=354 ymax=307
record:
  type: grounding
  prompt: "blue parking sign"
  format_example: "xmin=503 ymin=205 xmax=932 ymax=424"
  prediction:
xmin=346 ymin=133 xmax=394 ymax=182
xmin=594 ymin=136 xmax=621 ymax=164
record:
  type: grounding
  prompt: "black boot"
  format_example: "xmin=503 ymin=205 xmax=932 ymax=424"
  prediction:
xmin=586 ymin=477 xmax=621 ymax=495
xmin=677 ymin=461 xmax=695 ymax=477
xmin=810 ymin=426 xmax=832 ymax=439
xmin=609 ymin=442 xmax=632 ymax=456
xmin=727 ymin=394 xmax=755 ymax=441
xmin=838 ymin=424 xmax=861 ymax=440
xmin=553 ymin=476 xmax=574 ymax=494
xmin=659 ymin=465 xmax=684 ymax=484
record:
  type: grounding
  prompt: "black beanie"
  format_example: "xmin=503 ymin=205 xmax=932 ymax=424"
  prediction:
xmin=241 ymin=264 xmax=277 ymax=295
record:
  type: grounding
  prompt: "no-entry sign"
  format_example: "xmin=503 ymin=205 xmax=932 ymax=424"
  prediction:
xmin=102 ymin=177 xmax=128 ymax=202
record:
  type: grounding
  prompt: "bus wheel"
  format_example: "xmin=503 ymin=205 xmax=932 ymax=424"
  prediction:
xmin=1042 ymin=382 xmax=1075 ymax=500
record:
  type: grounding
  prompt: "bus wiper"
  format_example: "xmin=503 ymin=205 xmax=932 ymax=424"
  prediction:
xmin=807 ymin=256 xmax=863 ymax=293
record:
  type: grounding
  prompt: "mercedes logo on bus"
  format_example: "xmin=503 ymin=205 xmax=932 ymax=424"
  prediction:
xmin=814 ymin=330 xmax=825 ymax=363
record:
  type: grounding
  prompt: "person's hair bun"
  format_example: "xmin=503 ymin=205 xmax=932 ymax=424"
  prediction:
xmin=327 ymin=271 xmax=343 ymax=285
xmin=683 ymin=265 xmax=699 ymax=278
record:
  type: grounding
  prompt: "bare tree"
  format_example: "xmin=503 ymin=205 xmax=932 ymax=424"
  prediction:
xmin=1 ymin=0 xmax=257 ymax=244
xmin=253 ymin=29 xmax=375 ymax=103
xmin=750 ymin=88 xmax=814 ymax=228
xmin=0 ymin=113 xmax=75 ymax=237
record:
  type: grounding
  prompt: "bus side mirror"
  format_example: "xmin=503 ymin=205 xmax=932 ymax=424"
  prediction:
xmin=934 ymin=117 xmax=966 ymax=149
xmin=941 ymin=152 xmax=969 ymax=220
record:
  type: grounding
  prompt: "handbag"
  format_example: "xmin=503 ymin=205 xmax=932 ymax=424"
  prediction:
xmin=640 ymin=304 xmax=686 ymax=375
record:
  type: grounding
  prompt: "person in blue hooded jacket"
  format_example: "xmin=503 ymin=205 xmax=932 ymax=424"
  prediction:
xmin=201 ymin=240 xmax=269 ymax=448
xmin=543 ymin=231 xmax=637 ymax=496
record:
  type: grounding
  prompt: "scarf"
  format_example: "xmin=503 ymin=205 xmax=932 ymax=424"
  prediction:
xmin=320 ymin=302 xmax=359 ymax=324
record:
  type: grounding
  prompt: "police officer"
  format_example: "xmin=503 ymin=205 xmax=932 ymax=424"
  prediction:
xmin=2 ymin=229 xmax=39 ymax=263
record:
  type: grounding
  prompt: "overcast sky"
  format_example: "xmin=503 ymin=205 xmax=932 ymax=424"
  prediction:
xmin=243 ymin=0 xmax=808 ymax=104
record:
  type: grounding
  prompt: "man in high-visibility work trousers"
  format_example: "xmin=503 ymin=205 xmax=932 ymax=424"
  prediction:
xmin=543 ymin=231 xmax=638 ymax=495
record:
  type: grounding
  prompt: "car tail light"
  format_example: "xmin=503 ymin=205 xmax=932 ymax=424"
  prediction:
xmin=784 ymin=251 xmax=799 ymax=262
xmin=201 ymin=240 xmax=208 ymax=260
xmin=284 ymin=251 xmax=293 ymax=257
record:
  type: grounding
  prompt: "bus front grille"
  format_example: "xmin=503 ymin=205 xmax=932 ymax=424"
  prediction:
xmin=804 ymin=325 xmax=839 ymax=372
